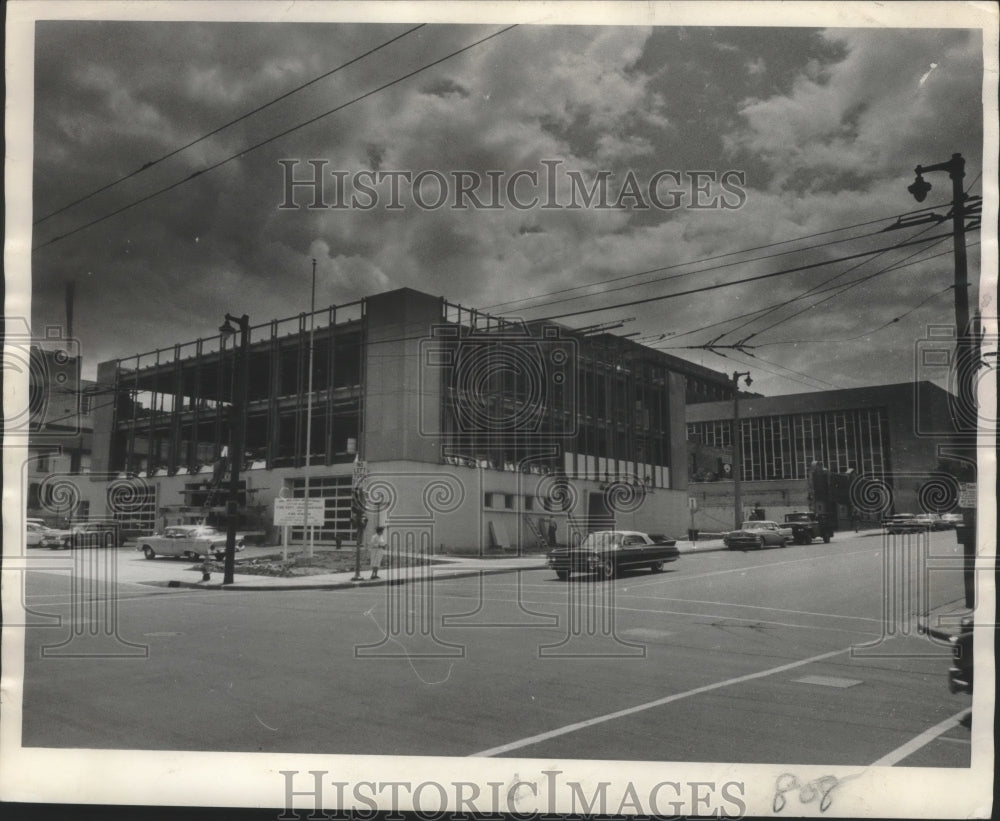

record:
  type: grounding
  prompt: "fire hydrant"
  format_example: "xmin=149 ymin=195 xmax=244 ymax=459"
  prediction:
xmin=201 ymin=554 xmax=212 ymax=582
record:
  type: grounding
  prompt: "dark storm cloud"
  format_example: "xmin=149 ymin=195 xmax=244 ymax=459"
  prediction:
xmin=24 ymin=15 xmax=990 ymax=398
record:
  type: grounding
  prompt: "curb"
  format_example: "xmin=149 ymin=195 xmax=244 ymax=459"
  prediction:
xmin=145 ymin=543 xmax=733 ymax=592
xmin=153 ymin=562 xmax=549 ymax=592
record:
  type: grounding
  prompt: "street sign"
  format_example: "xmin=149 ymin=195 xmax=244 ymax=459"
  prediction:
xmin=353 ymin=459 xmax=367 ymax=485
xmin=688 ymin=497 xmax=698 ymax=511
xmin=273 ymin=498 xmax=325 ymax=526
xmin=958 ymin=483 xmax=977 ymax=508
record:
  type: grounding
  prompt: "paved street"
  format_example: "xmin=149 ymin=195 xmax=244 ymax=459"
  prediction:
xmin=19 ymin=530 xmax=972 ymax=765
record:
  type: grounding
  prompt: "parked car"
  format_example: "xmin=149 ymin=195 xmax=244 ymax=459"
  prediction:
xmin=724 ymin=520 xmax=792 ymax=550
xmin=939 ymin=512 xmax=964 ymax=528
xmin=914 ymin=513 xmax=946 ymax=530
xmin=546 ymin=530 xmax=679 ymax=580
xmin=137 ymin=525 xmax=244 ymax=561
xmin=49 ymin=521 xmax=121 ymax=549
xmin=783 ymin=511 xmax=834 ymax=544
xmin=26 ymin=521 xmax=64 ymax=548
xmin=883 ymin=513 xmax=931 ymax=535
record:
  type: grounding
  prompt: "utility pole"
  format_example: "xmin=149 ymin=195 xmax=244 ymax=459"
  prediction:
xmin=907 ymin=153 xmax=978 ymax=608
xmin=219 ymin=313 xmax=250 ymax=585
xmin=304 ymin=258 xmax=317 ymax=557
xmin=732 ymin=370 xmax=752 ymax=530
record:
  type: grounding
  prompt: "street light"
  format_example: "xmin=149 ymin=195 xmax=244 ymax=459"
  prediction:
xmin=908 ymin=153 xmax=977 ymax=609
xmin=732 ymin=370 xmax=752 ymax=530
xmin=908 ymin=154 xmax=973 ymax=427
xmin=219 ymin=312 xmax=249 ymax=585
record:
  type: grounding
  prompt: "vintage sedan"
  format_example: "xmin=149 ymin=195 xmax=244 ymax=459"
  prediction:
xmin=883 ymin=513 xmax=928 ymax=535
xmin=914 ymin=513 xmax=947 ymax=530
xmin=724 ymin=520 xmax=792 ymax=550
xmin=546 ymin=530 xmax=679 ymax=580
xmin=27 ymin=521 xmax=65 ymax=548
xmin=137 ymin=525 xmax=244 ymax=561
xmin=939 ymin=512 xmax=964 ymax=529
xmin=49 ymin=521 xmax=121 ymax=549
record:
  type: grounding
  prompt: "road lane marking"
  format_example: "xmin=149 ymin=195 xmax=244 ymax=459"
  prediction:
xmin=469 ymin=647 xmax=849 ymax=757
xmin=621 ymin=547 xmax=880 ymax=590
xmin=431 ymin=592 xmax=884 ymax=637
xmin=793 ymin=675 xmax=863 ymax=688
xmin=614 ymin=595 xmax=884 ymax=624
xmin=870 ymin=708 xmax=971 ymax=766
xmin=479 ymin=587 xmax=884 ymax=626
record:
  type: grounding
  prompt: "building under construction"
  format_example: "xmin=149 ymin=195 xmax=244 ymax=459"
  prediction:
xmin=88 ymin=288 xmax=731 ymax=550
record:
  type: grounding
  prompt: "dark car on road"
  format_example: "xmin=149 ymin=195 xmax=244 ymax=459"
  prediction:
xmin=546 ymin=530 xmax=679 ymax=580
xmin=783 ymin=511 xmax=834 ymax=544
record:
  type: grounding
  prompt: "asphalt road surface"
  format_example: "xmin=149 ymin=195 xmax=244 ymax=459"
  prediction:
xmin=19 ymin=530 xmax=972 ymax=765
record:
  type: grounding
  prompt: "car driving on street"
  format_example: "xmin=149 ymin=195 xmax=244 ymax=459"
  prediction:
xmin=783 ymin=511 xmax=834 ymax=544
xmin=724 ymin=520 xmax=792 ymax=550
xmin=546 ymin=530 xmax=679 ymax=580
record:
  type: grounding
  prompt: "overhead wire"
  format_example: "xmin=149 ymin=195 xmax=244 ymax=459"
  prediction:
xmin=525 ymin=230 xmax=964 ymax=323
xmin=33 ymin=24 xmax=427 ymax=227
xmin=704 ymin=345 xmax=836 ymax=392
xmin=732 ymin=235 xmax=952 ymax=345
xmin=714 ymin=178 xmax=982 ymax=346
xmin=653 ymin=241 xmax=963 ymax=349
xmin=32 ymin=24 xmax=518 ymax=252
xmin=483 ymin=198 xmax=961 ymax=314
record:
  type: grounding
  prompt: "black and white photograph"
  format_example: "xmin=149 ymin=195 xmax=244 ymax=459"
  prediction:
xmin=3 ymin=1 xmax=997 ymax=816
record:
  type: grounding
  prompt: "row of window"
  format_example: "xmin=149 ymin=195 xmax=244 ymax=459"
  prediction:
xmin=688 ymin=407 xmax=889 ymax=481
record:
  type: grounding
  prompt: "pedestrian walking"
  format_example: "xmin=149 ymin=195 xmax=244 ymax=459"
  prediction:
xmin=369 ymin=525 xmax=387 ymax=579
xmin=547 ymin=519 xmax=557 ymax=548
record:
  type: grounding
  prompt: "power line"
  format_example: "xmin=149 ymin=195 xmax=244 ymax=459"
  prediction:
xmin=722 ymin=178 xmax=983 ymax=347
xmin=705 ymin=346 xmax=835 ymax=392
xmin=529 ymin=230 xmax=964 ymax=323
xmin=754 ymin=278 xmax=970 ymax=347
xmin=705 ymin=221 xmax=944 ymax=346
xmin=654 ymin=241 xmax=959 ymax=350
xmin=498 ymin=224 xmax=903 ymax=317
xmin=33 ymin=25 xmax=427 ymax=227
xmin=733 ymin=235 xmax=953 ymax=345
xmin=738 ymin=349 xmax=842 ymax=391
xmin=32 ymin=24 xmax=517 ymax=252
xmin=484 ymin=198 xmax=961 ymax=314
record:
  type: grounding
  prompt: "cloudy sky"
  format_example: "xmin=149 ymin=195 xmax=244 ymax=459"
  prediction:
xmin=15 ymin=3 xmax=995 ymax=395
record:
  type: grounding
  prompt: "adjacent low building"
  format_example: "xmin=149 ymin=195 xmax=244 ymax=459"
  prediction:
xmin=686 ymin=381 xmax=961 ymax=530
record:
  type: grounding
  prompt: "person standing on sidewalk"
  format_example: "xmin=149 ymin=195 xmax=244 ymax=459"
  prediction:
xmin=369 ymin=525 xmax=387 ymax=579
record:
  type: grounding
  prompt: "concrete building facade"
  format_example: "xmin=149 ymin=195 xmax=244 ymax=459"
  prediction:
xmin=80 ymin=288 xmax=726 ymax=552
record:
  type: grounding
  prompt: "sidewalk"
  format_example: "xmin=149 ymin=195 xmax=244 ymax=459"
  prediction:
xmin=33 ymin=530 xmax=901 ymax=592
xmin=100 ymin=537 xmax=734 ymax=592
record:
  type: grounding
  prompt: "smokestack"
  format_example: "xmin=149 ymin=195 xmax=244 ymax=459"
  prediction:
xmin=65 ymin=280 xmax=75 ymax=342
